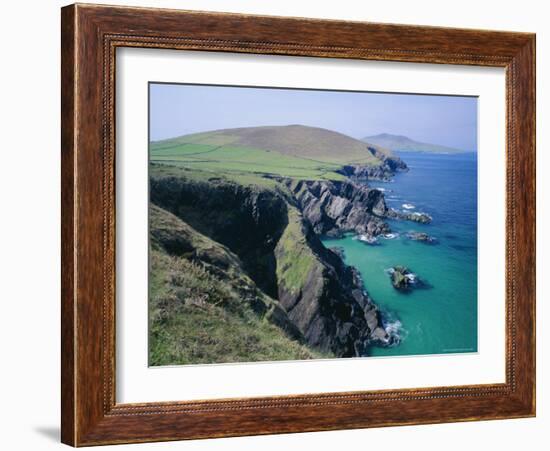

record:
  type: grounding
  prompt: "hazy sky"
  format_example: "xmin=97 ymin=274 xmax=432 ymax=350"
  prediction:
xmin=149 ymin=83 xmax=478 ymax=151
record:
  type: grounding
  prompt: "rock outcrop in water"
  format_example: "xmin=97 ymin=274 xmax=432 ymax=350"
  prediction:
xmin=406 ymin=231 xmax=438 ymax=244
xmin=386 ymin=208 xmax=432 ymax=224
xmin=388 ymin=266 xmax=421 ymax=291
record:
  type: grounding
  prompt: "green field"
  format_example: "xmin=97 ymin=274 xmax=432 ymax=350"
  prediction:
xmin=150 ymin=142 xmax=346 ymax=181
xmin=150 ymin=125 xmax=394 ymax=181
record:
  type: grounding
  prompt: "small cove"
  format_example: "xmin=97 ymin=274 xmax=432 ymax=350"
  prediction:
xmin=322 ymin=151 xmax=478 ymax=357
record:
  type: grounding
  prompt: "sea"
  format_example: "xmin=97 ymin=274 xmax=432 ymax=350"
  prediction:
xmin=322 ymin=151 xmax=478 ymax=357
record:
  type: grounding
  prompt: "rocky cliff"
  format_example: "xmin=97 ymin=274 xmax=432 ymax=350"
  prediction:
xmin=150 ymin=170 xmax=391 ymax=357
xmin=150 ymin=204 xmax=303 ymax=341
xmin=285 ymin=179 xmax=390 ymax=238
xmin=149 ymin=204 xmax=322 ymax=364
xmin=337 ymin=146 xmax=408 ymax=181
xmin=274 ymin=207 xmax=389 ymax=356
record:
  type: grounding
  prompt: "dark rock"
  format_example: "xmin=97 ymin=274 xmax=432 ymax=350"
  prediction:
xmin=328 ymin=246 xmax=346 ymax=259
xmin=406 ymin=231 xmax=438 ymax=244
xmin=274 ymin=210 xmax=388 ymax=357
xmin=386 ymin=208 xmax=432 ymax=224
xmin=286 ymin=179 xmax=390 ymax=238
xmin=337 ymin=164 xmax=394 ymax=181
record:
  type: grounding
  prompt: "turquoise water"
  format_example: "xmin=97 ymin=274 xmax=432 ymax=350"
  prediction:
xmin=323 ymin=151 xmax=478 ymax=357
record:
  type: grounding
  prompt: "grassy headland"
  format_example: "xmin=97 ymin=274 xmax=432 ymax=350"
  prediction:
xmin=150 ymin=124 xmax=402 ymax=182
xmin=149 ymin=125 xmax=399 ymax=364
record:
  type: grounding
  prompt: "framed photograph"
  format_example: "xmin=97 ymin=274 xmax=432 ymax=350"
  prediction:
xmin=61 ymin=3 xmax=536 ymax=446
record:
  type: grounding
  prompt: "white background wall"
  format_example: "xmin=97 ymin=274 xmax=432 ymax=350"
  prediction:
xmin=0 ymin=0 xmax=546 ymax=449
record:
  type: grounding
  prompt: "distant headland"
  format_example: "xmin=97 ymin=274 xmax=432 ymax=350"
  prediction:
xmin=362 ymin=133 xmax=470 ymax=154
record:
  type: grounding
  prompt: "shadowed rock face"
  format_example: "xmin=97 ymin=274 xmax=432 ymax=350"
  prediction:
xmin=150 ymin=204 xmax=304 ymax=342
xmin=286 ymin=179 xmax=390 ymax=238
xmin=150 ymin=174 xmax=390 ymax=357
xmin=150 ymin=176 xmax=288 ymax=299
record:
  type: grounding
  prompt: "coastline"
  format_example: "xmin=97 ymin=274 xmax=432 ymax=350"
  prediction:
xmin=148 ymin=144 xmax=477 ymax=363
xmin=323 ymin=151 xmax=478 ymax=357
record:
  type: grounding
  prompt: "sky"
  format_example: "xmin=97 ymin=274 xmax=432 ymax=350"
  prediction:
xmin=149 ymin=83 xmax=478 ymax=151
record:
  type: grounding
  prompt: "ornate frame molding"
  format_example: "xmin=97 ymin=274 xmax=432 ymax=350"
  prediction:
xmin=62 ymin=4 xmax=535 ymax=446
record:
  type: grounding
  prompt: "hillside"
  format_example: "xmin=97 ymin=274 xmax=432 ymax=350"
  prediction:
xmin=151 ymin=125 xmax=406 ymax=181
xmin=149 ymin=204 xmax=325 ymax=365
xmin=363 ymin=133 xmax=467 ymax=153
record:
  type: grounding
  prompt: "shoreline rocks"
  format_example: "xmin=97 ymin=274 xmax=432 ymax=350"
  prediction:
xmin=328 ymin=246 xmax=346 ymax=259
xmin=406 ymin=231 xmax=438 ymax=244
xmin=386 ymin=208 xmax=432 ymax=224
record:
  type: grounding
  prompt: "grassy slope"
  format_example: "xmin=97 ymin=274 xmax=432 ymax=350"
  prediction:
xmin=149 ymin=204 xmax=328 ymax=365
xmin=275 ymin=207 xmax=317 ymax=293
xmin=149 ymin=251 xmax=325 ymax=365
xmin=151 ymin=125 xmax=395 ymax=181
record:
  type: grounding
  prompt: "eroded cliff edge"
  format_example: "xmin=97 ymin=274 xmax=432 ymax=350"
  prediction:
xmin=149 ymin=166 xmax=396 ymax=361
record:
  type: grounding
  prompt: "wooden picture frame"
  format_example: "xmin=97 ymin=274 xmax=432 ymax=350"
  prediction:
xmin=61 ymin=3 xmax=536 ymax=446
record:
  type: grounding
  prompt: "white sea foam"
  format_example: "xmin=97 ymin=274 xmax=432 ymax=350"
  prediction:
xmin=358 ymin=234 xmax=378 ymax=245
xmin=382 ymin=233 xmax=399 ymax=239
xmin=383 ymin=319 xmax=406 ymax=347
xmin=402 ymin=203 xmax=415 ymax=209
xmin=385 ymin=319 xmax=403 ymax=336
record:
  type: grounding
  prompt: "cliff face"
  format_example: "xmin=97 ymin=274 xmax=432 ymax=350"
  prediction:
xmin=337 ymin=146 xmax=408 ymax=181
xmin=274 ymin=207 xmax=388 ymax=356
xmin=150 ymin=176 xmax=288 ymax=299
xmin=149 ymin=204 xmax=325 ymax=365
xmin=150 ymin=204 xmax=303 ymax=342
xmin=366 ymin=145 xmax=408 ymax=171
xmin=150 ymin=173 xmax=390 ymax=357
xmin=286 ymin=179 xmax=390 ymax=238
